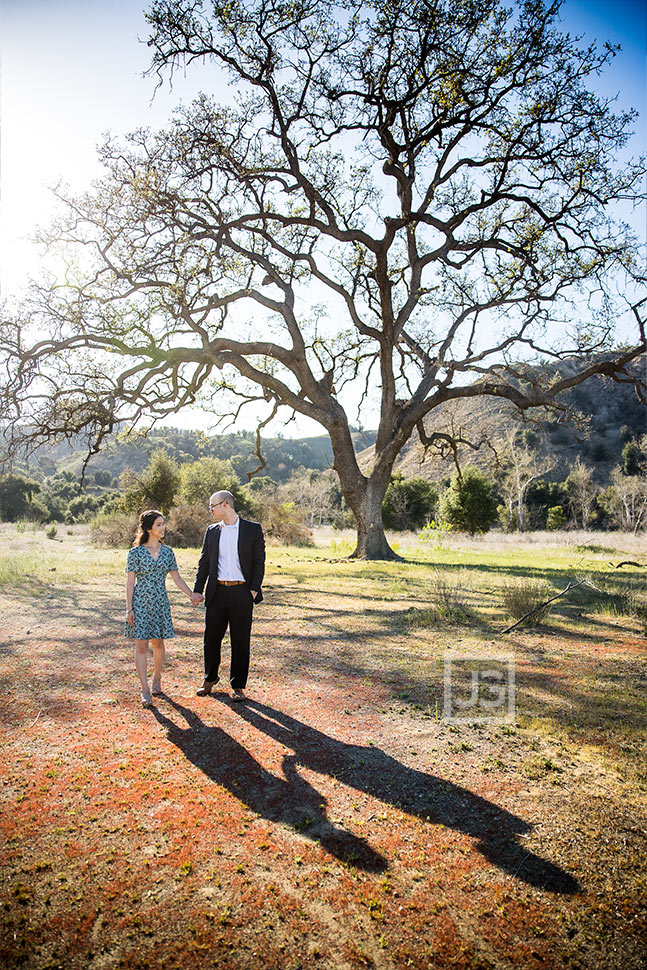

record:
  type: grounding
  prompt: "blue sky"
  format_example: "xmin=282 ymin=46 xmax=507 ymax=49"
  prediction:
xmin=0 ymin=0 xmax=644 ymax=433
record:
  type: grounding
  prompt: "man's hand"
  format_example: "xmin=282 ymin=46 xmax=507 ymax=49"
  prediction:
xmin=250 ymin=590 xmax=258 ymax=601
xmin=190 ymin=592 xmax=204 ymax=607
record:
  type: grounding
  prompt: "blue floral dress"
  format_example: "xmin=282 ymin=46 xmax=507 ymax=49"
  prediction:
xmin=124 ymin=544 xmax=178 ymax=640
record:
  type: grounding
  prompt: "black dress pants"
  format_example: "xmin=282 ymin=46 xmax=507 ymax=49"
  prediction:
xmin=204 ymin=584 xmax=254 ymax=688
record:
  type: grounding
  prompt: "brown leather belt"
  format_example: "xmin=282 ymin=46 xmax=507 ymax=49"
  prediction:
xmin=217 ymin=580 xmax=246 ymax=586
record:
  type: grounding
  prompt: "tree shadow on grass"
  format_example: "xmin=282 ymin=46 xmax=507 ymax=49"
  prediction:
xmin=155 ymin=696 xmax=579 ymax=894
xmin=151 ymin=696 xmax=387 ymax=873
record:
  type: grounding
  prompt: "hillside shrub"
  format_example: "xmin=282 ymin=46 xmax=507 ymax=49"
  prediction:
xmin=497 ymin=504 xmax=519 ymax=533
xmin=90 ymin=512 xmax=137 ymax=548
xmin=120 ymin=449 xmax=181 ymax=515
xmin=502 ymin=579 xmax=554 ymax=625
xmin=177 ymin=457 xmax=239 ymax=505
xmin=258 ymin=500 xmax=313 ymax=546
xmin=164 ymin=505 xmax=210 ymax=548
xmin=66 ymin=494 xmax=101 ymax=524
xmin=525 ymin=479 xmax=568 ymax=530
xmin=0 ymin=473 xmax=43 ymax=522
xmin=622 ymin=438 xmax=647 ymax=477
xmin=588 ymin=437 xmax=608 ymax=461
xmin=382 ymin=474 xmax=439 ymax=531
xmin=546 ymin=505 xmax=566 ymax=530
xmin=428 ymin=571 xmax=472 ymax=623
xmin=91 ymin=506 xmax=210 ymax=549
xmin=439 ymin=467 xmax=499 ymax=536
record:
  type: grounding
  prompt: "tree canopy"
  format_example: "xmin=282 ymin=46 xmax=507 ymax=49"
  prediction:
xmin=0 ymin=473 xmax=42 ymax=522
xmin=1 ymin=0 xmax=645 ymax=557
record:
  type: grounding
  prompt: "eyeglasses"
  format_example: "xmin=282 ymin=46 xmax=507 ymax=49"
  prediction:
xmin=208 ymin=501 xmax=225 ymax=510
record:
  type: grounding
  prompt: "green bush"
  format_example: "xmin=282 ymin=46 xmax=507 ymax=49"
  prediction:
xmin=546 ymin=505 xmax=566 ymax=530
xmin=39 ymin=492 xmax=67 ymax=522
xmin=0 ymin=473 xmax=43 ymax=522
xmin=439 ymin=467 xmax=499 ymax=536
xmin=177 ymin=456 xmax=239 ymax=506
xmin=120 ymin=449 xmax=181 ymax=515
xmin=526 ymin=479 xmax=569 ymax=529
xmin=497 ymin=504 xmax=519 ymax=533
xmin=400 ymin=572 xmax=473 ymax=628
xmin=622 ymin=439 xmax=647 ymax=476
xmin=66 ymin=494 xmax=100 ymax=524
xmin=382 ymin=474 xmax=439 ymax=531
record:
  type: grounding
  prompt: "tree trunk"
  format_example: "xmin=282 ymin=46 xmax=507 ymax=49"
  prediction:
xmin=327 ymin=418 xmax=401 ymax=560
xmin=348 ymin=479 xmax=401 ymax=560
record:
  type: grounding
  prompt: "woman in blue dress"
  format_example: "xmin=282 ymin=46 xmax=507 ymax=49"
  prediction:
xmin=125 ymin=509 xmax=202 ymax=706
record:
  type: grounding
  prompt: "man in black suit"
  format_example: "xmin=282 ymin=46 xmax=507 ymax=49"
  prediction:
xmin=193 ymin=490 xmax=265 ymax=701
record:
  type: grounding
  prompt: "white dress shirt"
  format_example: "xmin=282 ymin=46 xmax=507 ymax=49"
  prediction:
xmin=217 ymin=518 xmax=245 ymax=581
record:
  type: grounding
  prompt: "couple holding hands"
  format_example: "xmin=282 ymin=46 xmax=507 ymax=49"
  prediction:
xmin=125 ymin=490 xmax=265 ymax=707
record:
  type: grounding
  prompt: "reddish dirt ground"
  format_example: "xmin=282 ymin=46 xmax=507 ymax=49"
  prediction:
xmin=1 ymin=567 xmax=646 ymax=970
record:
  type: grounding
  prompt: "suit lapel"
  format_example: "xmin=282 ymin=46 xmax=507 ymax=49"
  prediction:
xmin=212 ymin=523 xmax=221 ymax=566
xmin=237 ymin=517 xmax=245 ymax=560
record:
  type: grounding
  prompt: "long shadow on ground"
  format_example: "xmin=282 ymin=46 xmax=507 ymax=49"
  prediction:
xmin=154 ymin=697 xmax=578 ymax=893
xmin=152 ymin=696 xmax=387 ymax=872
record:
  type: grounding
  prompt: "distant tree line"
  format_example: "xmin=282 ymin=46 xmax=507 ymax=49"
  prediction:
xmin=2 ymin=432 xmax=646 ymax=539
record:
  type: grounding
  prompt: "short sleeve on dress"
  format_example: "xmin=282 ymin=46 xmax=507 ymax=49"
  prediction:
xmin=125 ymin=546 xmax=138 ymax=573
xmin=166 ymin=547 xmax=178 ymax=572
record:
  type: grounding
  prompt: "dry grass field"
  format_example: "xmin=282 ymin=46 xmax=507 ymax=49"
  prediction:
xmin=0 ymin=524 xmax=645 ymax=970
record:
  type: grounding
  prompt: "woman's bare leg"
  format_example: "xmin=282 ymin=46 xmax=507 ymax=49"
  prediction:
xmin=151 ymin=639 xmax=165 ymax=694
xmin=134 ymin=639 xmax=152 ymax=703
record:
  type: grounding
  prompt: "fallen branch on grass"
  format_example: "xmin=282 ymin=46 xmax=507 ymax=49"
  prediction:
xmin=611 ymin=560 xmax=644 ymax=569
xmin=501 ymin=579 xmax=591 ymax=634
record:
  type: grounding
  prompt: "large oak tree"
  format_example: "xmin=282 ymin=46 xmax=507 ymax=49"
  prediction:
xmin=2 ymin=0 xmax=645 ymax=557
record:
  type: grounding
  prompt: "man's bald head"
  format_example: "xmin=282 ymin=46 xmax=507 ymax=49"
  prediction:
xmin=210 ymin=490 xmax=235 ymax=510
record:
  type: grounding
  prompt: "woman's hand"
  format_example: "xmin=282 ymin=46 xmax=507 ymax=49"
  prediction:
xmin=126 ymin=609 xmax=136 ymax=627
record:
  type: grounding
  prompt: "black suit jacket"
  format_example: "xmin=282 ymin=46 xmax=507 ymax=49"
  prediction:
xmin=193 ymin=517 xmax=265 ymax=605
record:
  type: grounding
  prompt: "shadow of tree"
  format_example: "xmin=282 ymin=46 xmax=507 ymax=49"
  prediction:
xmin=154 ymin=696 xmax=579 ymax=893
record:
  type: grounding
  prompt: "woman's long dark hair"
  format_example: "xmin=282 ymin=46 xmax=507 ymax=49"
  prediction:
xmin=132 ymin=509 xmax=164 ymax=547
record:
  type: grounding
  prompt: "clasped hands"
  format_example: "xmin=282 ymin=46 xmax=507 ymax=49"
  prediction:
xmin=189 ymin=592 xmax=204 ymax=607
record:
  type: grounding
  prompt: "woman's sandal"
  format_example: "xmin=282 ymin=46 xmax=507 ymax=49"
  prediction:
xmin=151 ymin=679 xmax=163 ymax=696
xmin=141 ymin=690 xmax=153 ymax=708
